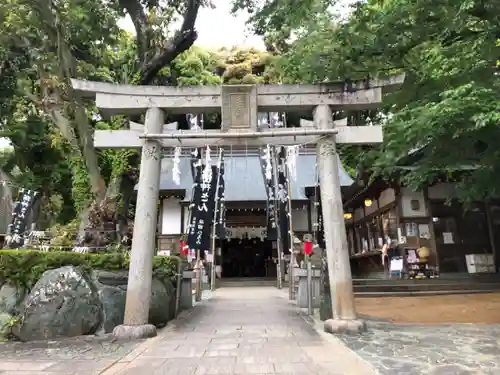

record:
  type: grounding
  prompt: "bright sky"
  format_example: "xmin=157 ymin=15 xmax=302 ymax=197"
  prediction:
xmin=117 ymin=0 xmax=356 ymax=49
xmin=118 ymin=2 xmax=266 ymax=49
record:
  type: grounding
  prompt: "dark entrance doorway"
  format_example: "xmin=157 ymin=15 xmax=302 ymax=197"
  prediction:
xmin=221 ymin=237 xmax=274 ymax=278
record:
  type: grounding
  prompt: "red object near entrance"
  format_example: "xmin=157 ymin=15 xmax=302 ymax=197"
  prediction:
xmin=180 ymin=241 xmax=189 ymax=255
xmin=304 ymin=241 xmax=313 ymax=256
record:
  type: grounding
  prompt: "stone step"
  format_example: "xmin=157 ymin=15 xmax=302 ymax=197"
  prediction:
xmin=353 ymin=282 xmax=500 ymax=293
xmin=353 ymin=276 xmax=500 ymax=285
xmin=218 ymin=278 xmax=277 ymax=288
xmin=354 ymin=289 xmax=500 ymax=297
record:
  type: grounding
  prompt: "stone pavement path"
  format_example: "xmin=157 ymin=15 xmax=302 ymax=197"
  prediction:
xmin=3 ymin=287 xmax=500 ymax=375
xmin=101 ymin=287 xmax=376 ymax=375
xmin=0 ymin=335 xmax=142 ymax=375
xmin=338 ymin=322 xmax=500 ymax=375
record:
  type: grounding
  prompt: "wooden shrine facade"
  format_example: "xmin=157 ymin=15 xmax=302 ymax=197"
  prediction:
xmin=339 ymin=179 xmax=498 ymax=276
xmin=153 ymin=150 xmax=355 ymax=253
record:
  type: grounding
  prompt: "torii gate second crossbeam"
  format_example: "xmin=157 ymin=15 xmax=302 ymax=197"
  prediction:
xmin=72 ymin=76 xmax=405 ymax=339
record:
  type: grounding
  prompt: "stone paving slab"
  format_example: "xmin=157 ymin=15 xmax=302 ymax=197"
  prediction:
xmin=0 ymin=291 xmax=214 ymax=375
xmin=338 ymin=322 xmax=500 ymax=375
xmin=0 ymin=330 xmax=143 ymax=375
xmin=102 ymin=287 xmax=377 ymax=375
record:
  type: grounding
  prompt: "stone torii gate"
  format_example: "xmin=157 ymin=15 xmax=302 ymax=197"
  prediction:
xmin=72 ymin=76 xmax=404 ymax=339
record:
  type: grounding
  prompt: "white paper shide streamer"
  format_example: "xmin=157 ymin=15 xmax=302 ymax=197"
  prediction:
xmin=5 ymin=234 xmax=21 ymax=246
xmin=262 ymin=144 xmax=273 ymax=181
xmin=201 ymin=145 xmax=212 ymax=187
xmin=277 ymin=184 xmax=288 ymax=203
xmin=172 ymin=147 xmax=182 ymax=185
xmin=188 ymin=114 xmax=202 ymax=130
xmin=285 ymin=145 xmax=299 ymax=181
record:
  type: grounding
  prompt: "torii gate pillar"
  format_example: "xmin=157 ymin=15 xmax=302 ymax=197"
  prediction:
xmin=71 ymin=73 xmax=404 ymax=338
xmin=113 ymin=108 xmax=165 ymax=339
xmin=314 ymin=105 xmax=364 ymax=334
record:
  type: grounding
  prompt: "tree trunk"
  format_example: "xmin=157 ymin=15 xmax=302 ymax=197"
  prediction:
xmin=74 ymin=105 xmax=106 ymax=201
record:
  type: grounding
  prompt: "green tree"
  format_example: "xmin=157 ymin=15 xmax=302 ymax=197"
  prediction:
xmin=0 ymin=0 xmax=211 ymax=232
xmin=231 ymin=0 xmax=329 ymax=53
xmin=273 ymin=0 xmax=500 ymax=203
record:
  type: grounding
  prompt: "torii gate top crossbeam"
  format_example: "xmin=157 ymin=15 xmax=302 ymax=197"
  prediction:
xmin=139 ymin=128 xmax=338 ymax=140
xmin=93 ymin=117 xmax=383 ymax=148
xmin=71 ymin=74 xmax=405 ymax=116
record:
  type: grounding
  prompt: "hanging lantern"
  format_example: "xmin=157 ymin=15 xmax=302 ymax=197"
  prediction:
xmin=344 ymin=212 xmax=353 ymax=220
xmin=304 ymin=240 xmax=313 ymax=256
xmin=180 ymin=240 xmax=189 ymax=256
xmin=364 ymin=199 xmax=373 ymax=207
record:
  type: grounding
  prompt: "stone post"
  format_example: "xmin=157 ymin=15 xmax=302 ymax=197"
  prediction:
xmin=314 ymin=104 xmax=365 ymax=334
xmin=113 ymin=107 xmax=165 ymax=340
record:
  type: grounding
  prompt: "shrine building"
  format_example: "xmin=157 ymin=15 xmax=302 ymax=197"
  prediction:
xmin=152 ymin=149 xmax=354 ymax=279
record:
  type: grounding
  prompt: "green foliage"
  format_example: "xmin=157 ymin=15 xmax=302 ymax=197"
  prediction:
xmin=231 ymin=0 xmax=329 ymax=37
xmin=173 ymin=47 xmax=223 ymax=86
xmin=49 ymin=220 xmax=81 ymax=247
xmin=275 ymin=0 xmax=500 ymax=203
xmin=0 ymin=250 xmax=181 ymax=288
xmin=152 ymin=255 xmax=183 ymax=285
xmin=216 ymin=47 xmax=280 ymax=84
xmin=0 ymin=0 xmax=209 ymax=231
xmin=171 ymin=47 xmax=280 ymax=86
xmin=0 ymin=314 xmax=18 ymax=341
xmin=69 ymin=155 xmax=93 ymax=213
xmin=1 ymin=0 xmax=285 ymax=234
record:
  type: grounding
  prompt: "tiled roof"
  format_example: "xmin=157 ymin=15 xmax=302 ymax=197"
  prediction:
xmin=150 ymin=153 xmax=354 ymax=201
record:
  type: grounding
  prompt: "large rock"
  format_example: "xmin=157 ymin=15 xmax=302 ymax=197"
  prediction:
xmin=149 ymin=278 xmax=174 ymax=327
xmin=165 ymin=279 xmax=177 ymax=321
xmin=97 ymin=286 xmax=126 ymax=334
xmin=0 ymin=284 xmax=26 ymax=315
xmin=91 ymin=270 xmax=127 ymax=334
xmin=91 ymin=270 xmax=175 ymax=333
xmin=156 ymin=277 xmax=176 ymax=321
xmin=12 ymin=266 xmax=102 ymax=341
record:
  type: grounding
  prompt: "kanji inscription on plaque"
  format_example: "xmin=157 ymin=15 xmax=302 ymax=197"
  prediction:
xmin=229 ymin=93 xmax=249 ymax=128
xmin=221 ymin=85 xmax=257 ymax=132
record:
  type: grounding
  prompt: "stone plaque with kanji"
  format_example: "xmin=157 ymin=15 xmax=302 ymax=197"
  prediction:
xmin=221 ymin=85 xmax=257 ymax=132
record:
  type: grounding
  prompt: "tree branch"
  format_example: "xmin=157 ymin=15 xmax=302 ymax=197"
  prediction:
xmin=140 ymin=0 xmax=201 ymax=84
xmin=118 ymin=0 xmax=150 ymax=64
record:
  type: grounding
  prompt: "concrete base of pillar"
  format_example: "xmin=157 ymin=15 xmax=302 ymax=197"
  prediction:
xmin=112 ymin=324 xmax=157 ymax=340
xmin=324 ymin=318 xmax=366 ymax=335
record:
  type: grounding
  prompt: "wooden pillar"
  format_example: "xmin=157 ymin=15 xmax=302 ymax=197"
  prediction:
xmin=307 ymin=199 xmax=312 ymax=233
xmin=423 ymin=187 xmax=439 ymax=270
xmin=314 ymin=104 xmax=365 ymax=334
xmin=113 ymin=107 xmax=165 ymax=339
xmin=157 ymin=198 xmax=163 ymax=235
xmin=180 ymin=203 xmax=185 ymax=234
xmin=394 ymin=183 xmax=403 ymax=243
xmin=484 ymin=201 xmax=497 ymax=271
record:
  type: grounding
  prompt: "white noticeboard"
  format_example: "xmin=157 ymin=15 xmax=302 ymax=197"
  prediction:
xmin=390 ymin=258 xmax=403 ymax=272
xmin=418 ymin=224 xmax=430 ymax=239
xmin=443 ymin=232 xmax=454 ymax=244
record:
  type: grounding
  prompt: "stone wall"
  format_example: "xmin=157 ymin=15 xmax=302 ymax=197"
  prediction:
xmin=157 ymin=234 xmax=182 ymax=255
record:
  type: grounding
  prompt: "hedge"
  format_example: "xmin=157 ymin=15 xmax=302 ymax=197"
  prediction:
xmin=0 ymin=250 xmax=181 ymax=289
